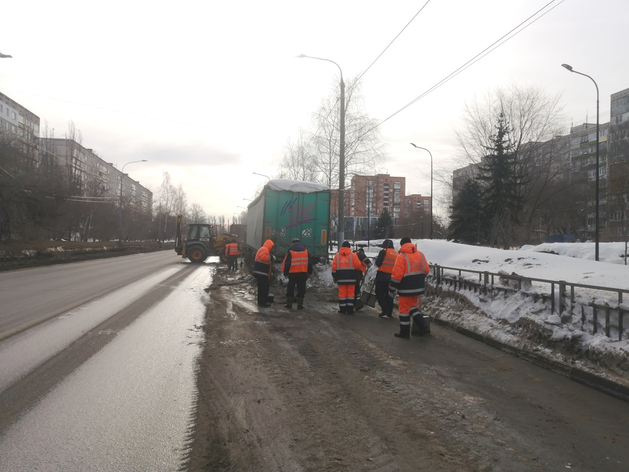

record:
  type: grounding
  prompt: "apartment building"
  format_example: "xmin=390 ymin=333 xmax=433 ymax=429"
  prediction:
xmin=0 ymin=91 xmax=40 ymax=163
xmin=349 ymin=174 xmax=405 ymax=219
xmin=39 ymin=137 xmax=152 ymax=214
xmin=607 ymin=88 xmax=629 ymax=238
xmin=405 ymin=193 xmax=431 ymax=217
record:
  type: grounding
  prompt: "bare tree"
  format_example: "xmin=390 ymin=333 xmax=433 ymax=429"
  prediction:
xmin=278 ymin=130 xmax=320 ymax=182
xmin=172 ymin=183 xmax=188 ymax=220
xmin=308 ymin=78 xmax=385 ymax=189
xmin=156 ymin=171 xmax=176 ymax=241
xmin=189 ymin=203 xmax=207 ymax=224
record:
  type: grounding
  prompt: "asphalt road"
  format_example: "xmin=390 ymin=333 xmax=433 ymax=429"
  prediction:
xmin=0 ymin=251 xmax=210 ymax=471
xmin=0 ymin=250 xmax=187 ymax=340
xmin=1 ymin=255 xmax=628 ymax=471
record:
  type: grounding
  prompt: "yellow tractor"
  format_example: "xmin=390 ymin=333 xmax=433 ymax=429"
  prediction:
xmin=174 ymin=215 xmax=240 ymax=263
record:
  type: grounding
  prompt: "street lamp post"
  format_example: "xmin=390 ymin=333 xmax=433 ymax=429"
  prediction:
xmin=297 ymin=54 xmax=346 ymax=245
xmin=118 ymin=159 xmax=147 ymax=245
xmin=252 ymin=172 xmax=271 ymax=182
xmin=562 ymin=63 xmax=600 ymax=261
xmin=410 ymin=143 xmax=433 ymax=240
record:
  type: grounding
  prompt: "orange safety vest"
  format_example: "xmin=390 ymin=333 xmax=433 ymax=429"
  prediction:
xmin=377 ymin=248 xmax=399 ymax=275
xmin=283 ymin=249 xmax=309 ymax=273
xmin=226 ymin=242 xmax=241 ymax=256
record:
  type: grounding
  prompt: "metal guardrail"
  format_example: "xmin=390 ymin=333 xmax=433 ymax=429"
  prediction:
xmin=429 ymin=264 xmax=628 ymax=341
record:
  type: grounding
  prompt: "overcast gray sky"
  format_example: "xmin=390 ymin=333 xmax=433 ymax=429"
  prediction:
xmin=2 ymin=0 xmax=627 ymax=219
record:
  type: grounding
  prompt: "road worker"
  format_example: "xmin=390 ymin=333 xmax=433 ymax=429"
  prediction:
xmin=253 ymin=239 xmax=275 ymax=308
xmin=282 ymin=238 xmax=312 ymax=309
xmin=388 ymin=237 xmax=430 ymax=339
xmin=374 ymin=239 xmax=398 ymax=318
xmin=353 ymin=247 xmax=372 ymax=311
xmin=332 ymin=241 xmax=365 ymax=314
xmin=225 ymin=241 xmax=241 ymax=271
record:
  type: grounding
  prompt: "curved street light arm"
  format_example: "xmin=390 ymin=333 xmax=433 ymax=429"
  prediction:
xmin=252 ymin=172 xmax=271 ymax=181
xmin=297 ymin=54 xmax=343 ymax=83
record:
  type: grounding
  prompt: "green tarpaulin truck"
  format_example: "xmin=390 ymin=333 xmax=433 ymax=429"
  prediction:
xmin=246 ymin=179 xmax=330 ymax=263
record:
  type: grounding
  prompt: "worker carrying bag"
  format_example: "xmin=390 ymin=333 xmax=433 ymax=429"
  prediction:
xmin=359 ymin=277 xmax=377 ymax=308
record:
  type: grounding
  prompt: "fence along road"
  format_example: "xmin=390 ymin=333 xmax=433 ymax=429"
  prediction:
xmin=431 ymin=264 xmax=628 ymax=341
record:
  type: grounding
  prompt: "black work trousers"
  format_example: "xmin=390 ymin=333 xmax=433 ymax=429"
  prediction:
xmin=286 ymin=272 xmax=308 ymax=298
xmin=375 ymin=279 xmax=394 ymax=314
xmin=227 ymin=255 xmax=238 ymax=271
xmin=254 ymin=274 xmax=270 ymax=305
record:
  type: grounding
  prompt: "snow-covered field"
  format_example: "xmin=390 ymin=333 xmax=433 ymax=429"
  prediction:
xmin=309 ymin=239 xmax=629 ymax=380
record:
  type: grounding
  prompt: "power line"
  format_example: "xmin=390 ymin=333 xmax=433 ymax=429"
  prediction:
xmin=356 ymin=0 xmax=433 ymax=83
xmin=363 ymin=0 xmax=565 ymax=137
xmin=0 ymin=164 xmax=24 ymax=185
xmin=300 ymin=2 xmax=433 ymax=155
xmin=301 ymin=0 xmax=433 ymax=162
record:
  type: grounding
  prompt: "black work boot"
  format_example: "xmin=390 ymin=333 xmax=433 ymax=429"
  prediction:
xmin=394 ymin=324 xmax=410 ymax=339
xmin=412 ymin=313 xmax=431 ymax=336
xmin=297 ymin=297 xmax=304 ymax=309
xmin=284 ymin=297 xmax=294 ymax=309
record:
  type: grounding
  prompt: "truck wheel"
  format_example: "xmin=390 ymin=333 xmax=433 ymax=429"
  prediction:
xmin=188 ymin=248 xmax=208 ymax=263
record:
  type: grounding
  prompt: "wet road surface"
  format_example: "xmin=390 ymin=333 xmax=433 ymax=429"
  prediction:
xmin=0 ymin=254 xmax=210 ymax=471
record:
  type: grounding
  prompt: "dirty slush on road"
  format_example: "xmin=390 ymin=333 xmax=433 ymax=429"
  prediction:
xmin=185 ymin=266 xmax=527 ymax=472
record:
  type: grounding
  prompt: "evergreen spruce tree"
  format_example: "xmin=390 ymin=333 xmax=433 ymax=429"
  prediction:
xmin=448 ymin=179 xmax=484 ymax=244
xmin=374 ymin=209 xmax=395 ymax=239
xmin=476 ymin=113 xmax=523 ymax=247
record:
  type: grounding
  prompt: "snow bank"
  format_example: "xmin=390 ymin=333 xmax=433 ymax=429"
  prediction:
xmin=266 ymin=179 xmax=329 ymax=193
xmin=316 ymin=238 xmax=629 ymax=373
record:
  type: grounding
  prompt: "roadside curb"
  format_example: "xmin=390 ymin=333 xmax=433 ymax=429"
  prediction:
xmin=431 ymin=317 xmax=629 ymax=404
xmin=0 ymin=246 xmax=172 ymax=272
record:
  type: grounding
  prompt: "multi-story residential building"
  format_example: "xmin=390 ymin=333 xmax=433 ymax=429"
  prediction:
xmin=349 ymin=174 xmax=405 ymax=219
xmin=40 ymin=137 xmax=152 ymax=214
xmin=405 ymin=194 xmax=431 ymax=218
xmin=607 ymin=88 xmax=629 ymax=238
xmin=452 ymin=163 xmax=479 ymax=201
xmin=336 ymin=174 xmax=405 ymax=240
xmin=565 ymin=122 xmax=610 ymax=235
xmin=0 ymin=91 xmax=40 ymax=163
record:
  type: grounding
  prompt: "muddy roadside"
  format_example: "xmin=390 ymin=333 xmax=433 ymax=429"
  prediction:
xmin=186 ymin=266 xmax=629 ymax=472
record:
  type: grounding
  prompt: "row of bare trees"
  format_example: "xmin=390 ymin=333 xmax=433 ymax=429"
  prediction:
xmin=152 ymin=171 xmax=239 ymax=241
xmin=0 ymin=130 xmax=232 ymax=242
xmin=0 ymin=132 xmax=91 ymax=241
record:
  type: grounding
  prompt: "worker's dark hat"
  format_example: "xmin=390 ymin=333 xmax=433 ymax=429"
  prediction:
xmin=291 ymin=238 xmax=300 ymax=243
xmin=380 ymin=239 xmax=393 ymax=248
